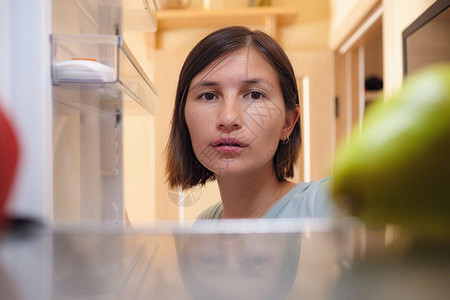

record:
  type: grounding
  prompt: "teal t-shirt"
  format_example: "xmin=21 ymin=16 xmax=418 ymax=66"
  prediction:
xmin=197 ymin=177 xmax=334 ymax=219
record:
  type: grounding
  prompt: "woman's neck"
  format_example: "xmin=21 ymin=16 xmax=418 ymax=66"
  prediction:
xmin=216 ymin=163 xmax=287 ymax=219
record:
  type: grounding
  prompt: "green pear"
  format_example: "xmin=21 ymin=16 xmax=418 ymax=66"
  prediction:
xmin=333 ymin=64 xmax=450 ymax=238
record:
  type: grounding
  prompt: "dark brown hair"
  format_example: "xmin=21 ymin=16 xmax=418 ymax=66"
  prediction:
xmin=166 ymin=26 xmax=300 ymax=190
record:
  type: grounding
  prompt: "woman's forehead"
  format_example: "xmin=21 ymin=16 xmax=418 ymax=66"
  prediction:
xmin=191 ymin=47 xmax=277 ymax=85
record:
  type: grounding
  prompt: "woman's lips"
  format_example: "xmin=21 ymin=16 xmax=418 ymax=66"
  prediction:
xmin=212 ymin=137 xmax=247 ymax=154
xmin=214 ymin=145 xmax=245 ymax=154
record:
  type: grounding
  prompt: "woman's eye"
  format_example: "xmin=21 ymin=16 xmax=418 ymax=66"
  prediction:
xmin=199 ymin=254 xmax=223 ymax=265
xmin=241 ymin=255 xmax=268 ymax=266
xmin=201 ymin=93 xmax=216 ymax=101
xmin=249 ymin=91 xmax=263 ymax=100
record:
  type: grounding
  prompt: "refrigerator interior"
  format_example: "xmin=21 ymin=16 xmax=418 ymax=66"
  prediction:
xmin=52 ymin=0 xmax=157 ymax=227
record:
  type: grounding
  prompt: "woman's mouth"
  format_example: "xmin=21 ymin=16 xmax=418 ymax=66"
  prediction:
xmin=212 ymin=137 xmax=247 ymax=154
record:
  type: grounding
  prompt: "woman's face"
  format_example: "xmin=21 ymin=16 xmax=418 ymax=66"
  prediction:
xmin=185 ymin=48 xmax=297 ymax=178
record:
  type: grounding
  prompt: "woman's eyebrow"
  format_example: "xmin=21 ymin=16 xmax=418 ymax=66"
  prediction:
xmin=190 ymin=78 xmax=273 ymax=91
xmin=190 ymin=80 xmax=219 ymax=91
xmin=244 ymin=78 xmax=273 ymax=87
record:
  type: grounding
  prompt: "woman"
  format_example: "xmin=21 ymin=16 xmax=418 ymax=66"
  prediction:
xmin=166 ymin=26 xmax=333 ymax=219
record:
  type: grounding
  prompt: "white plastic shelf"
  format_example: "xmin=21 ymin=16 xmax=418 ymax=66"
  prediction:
xmin=51 ymin=34 xmax=157 ymax=114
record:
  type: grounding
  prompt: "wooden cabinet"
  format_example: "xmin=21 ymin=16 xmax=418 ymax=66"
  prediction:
xmin=333 ymin=4 xmax=384 ymax=147
xmin=149 ymin=6 xmax=299 ymax=49
xmin=156 ymin=6 xmax=299 ymax=34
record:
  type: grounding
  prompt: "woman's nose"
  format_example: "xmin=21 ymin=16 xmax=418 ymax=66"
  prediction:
xmin=216 ymin=98 xmax=243 ymax=132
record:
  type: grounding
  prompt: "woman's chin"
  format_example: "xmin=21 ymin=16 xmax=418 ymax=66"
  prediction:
xmin=207 ymin=163 xmax=244 ymax=178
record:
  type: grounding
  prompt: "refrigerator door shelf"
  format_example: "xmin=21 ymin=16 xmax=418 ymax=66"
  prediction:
xmin=51 ymin=34 xmax=157 ymax=115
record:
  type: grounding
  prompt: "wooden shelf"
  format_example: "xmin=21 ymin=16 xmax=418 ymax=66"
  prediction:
xmin=156 ymin=7 xmax=299 ymax=31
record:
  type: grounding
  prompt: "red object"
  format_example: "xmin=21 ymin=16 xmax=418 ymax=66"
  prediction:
xmin=0 ymin=103 xmax=19 ymax=222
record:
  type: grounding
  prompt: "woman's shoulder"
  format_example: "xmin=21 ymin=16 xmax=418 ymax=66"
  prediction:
xmin=292 ymin=177 xmax=334 ymax=217
xmin=197 ymin=202 xmax=223 ymax=220
xmin=267 ymin=177 xmax=334 ymax=218
xmin=196 ymin=178 xmax=334 ymax=220
xmin=290 ymin=177 xmax=332 ymax=192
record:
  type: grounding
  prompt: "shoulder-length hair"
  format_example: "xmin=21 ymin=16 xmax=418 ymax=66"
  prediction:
xmin=166 ymin=26 xmax=301 ymax=190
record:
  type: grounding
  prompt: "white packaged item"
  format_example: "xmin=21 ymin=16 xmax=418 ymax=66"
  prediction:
xmin=54 ymin=59 xmax=116 ymax=82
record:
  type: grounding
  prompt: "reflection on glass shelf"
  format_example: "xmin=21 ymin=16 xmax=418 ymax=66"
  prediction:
xmin=0 ymin=219 xmax=358 ymax=300
xmin=2 ymin=219 xmax=448 ymax=299
xmin=51 ymin=34 xmax=157 ymax=114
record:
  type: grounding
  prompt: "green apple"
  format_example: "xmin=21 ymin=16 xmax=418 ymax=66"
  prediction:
xmin=333 ymin=64 xmax=450 ymax=238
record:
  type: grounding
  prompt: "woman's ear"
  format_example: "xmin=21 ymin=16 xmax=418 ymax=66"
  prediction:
xmin=282 ymin=107 xmax=300 ymax=137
